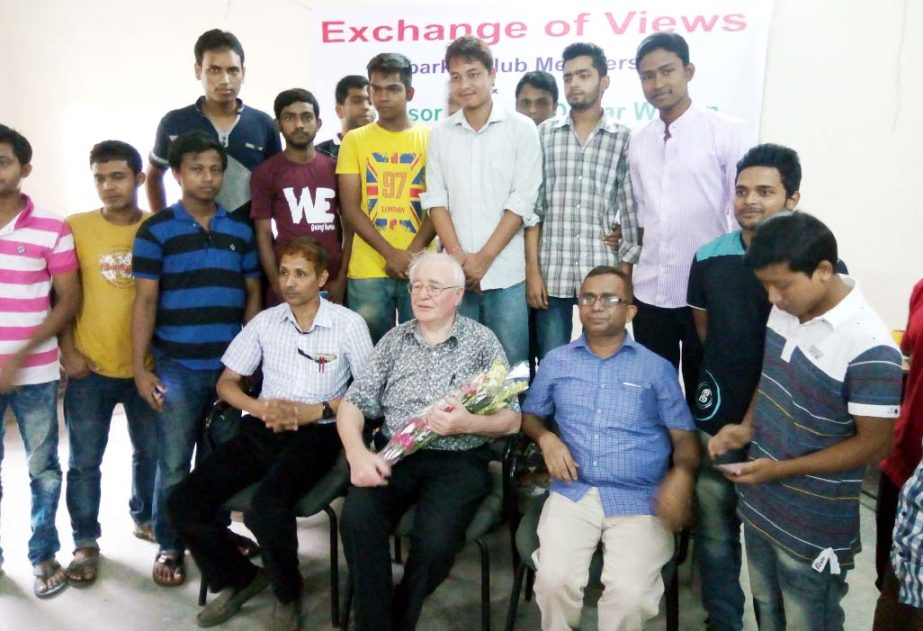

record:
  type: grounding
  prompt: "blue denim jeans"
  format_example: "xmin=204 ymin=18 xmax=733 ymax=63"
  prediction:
xmin=533 ymin=296 xmax=577 ymax=360
xmin=459 ymin=282 xmax=528 ymax=366
xmin=64 ymin=372 xmax=159 ymax=549
xmin=695 ymin=432 xmax=744 ymax=631
xmin=0 ymin=381 xmax=62 ymax=566
xmin=745 ymin=525 xmax=849 ymax=631
xmin=347 ymin=278 xmax=413 ymax=344
xmin=152 ymin=352 xmax=222 ymax=554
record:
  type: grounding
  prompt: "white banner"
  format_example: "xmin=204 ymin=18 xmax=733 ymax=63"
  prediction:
xmin=308 ymin=0 xmax=772 ymax=142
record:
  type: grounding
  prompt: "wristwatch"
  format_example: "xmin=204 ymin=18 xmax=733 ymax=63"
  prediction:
xmin=321 ymin=401 xmax=335 ymax=420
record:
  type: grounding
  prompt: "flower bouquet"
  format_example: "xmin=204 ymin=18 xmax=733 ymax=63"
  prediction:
xmin=377 ymin=358 xmax=530 ymax=465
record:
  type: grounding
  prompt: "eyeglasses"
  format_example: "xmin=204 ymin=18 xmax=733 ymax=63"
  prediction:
xmin=408 ymin=282 xmax=461 ymax=296
xmin=577 ymin=293 xmax=629 ymax=308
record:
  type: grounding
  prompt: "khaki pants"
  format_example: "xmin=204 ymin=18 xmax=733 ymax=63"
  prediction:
xmin=533 ymin=489 xmax=674 ymax=630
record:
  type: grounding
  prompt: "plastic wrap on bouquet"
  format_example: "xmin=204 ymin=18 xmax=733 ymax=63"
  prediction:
xmin=378 ymin=359 xmax=530 ymax=465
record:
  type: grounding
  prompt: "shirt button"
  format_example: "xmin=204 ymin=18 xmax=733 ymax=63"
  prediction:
xmin=593 ymin=460 xmax=598 ymax=466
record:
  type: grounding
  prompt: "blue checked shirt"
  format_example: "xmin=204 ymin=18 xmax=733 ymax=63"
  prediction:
xmin=893 ymin=453 xmax=923 ymax=607
xmin=522 ymin=334 xmax=695 ymax=517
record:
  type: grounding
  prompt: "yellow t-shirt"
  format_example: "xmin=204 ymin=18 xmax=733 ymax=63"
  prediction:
xmin=336 ymin=123 xmax=430 ymax=279
xmin=67 ymin=210 xmax=149 ymax=378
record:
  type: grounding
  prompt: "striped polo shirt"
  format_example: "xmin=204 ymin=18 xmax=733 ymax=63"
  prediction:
xmin=738 ymin=277 xmax=903 ymax=569
xmin=132 ymin=202 xmax=260 ymax=371
xmin=0 ymin=195 xmax=78 ymax=385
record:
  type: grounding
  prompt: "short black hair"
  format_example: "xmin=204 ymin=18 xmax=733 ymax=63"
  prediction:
xmin=335 ymin=75 xmax=369 ymax=105
xmin=562 ymin=42 xmax=608 ymax=77
xmin=194 ymin=29 xmax=245 ymax=66
xmin=273 ymin=89 xmax=320 ymax=119
xmin=736 ymin=143 xmax=802 ymax=199
xmin=583 ymin=265 xmax=634 ymax=303
xmin=744 ymin=212 xmax=838 ymax=276
xmin=0 ymin=124 xmax=33 ymax=166
xmin=515 ymin=71 xmax=558 ymax=104
xmin=367 ymin=53 xmax=413 ymax=90
xmin=635 ymin=32 xmax=690 ymax=67
xmin=167 ymin=131 xmax=227 ymax=171
xmin=445 ymin=36 xmax=493 ymax=72
xmin=89 ymin=140 xmax=143 ymax=174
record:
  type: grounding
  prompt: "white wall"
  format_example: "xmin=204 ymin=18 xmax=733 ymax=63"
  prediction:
xmin=2 ymin=0 xmax=920 ymax=328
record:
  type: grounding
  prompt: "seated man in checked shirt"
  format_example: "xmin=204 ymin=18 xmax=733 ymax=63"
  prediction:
xmin=522 ymin=266 xmax=700 ymax=631
xmin=167 ymin=237 xmax=373 ymax=631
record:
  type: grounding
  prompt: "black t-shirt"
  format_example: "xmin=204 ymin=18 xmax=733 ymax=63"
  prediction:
xmin=687 ymin=232 xmax=770 ymax=435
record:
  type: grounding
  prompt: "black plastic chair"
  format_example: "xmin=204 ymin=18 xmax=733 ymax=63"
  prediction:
xmin=503 ymin=434 xmax=689 ymax=631
xmin=340 ymin=436 xmax=519 ymax=631
xmin=196 ymin=399 xmax=350 ymax=627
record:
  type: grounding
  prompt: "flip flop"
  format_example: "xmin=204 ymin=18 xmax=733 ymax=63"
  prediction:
xmin=64 ymin=549 xmax=99 ymax=586
xmin=133 ymin=522 xmax=155 ymax=542
xmin=33 ymin=560 xmax=68 ymax=598
xmin=152 ymin=552 xmax=185 ymax=587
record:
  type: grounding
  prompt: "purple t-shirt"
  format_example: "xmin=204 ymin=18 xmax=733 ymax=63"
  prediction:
xmin=250 ymin=151 xmax=342 ymax=281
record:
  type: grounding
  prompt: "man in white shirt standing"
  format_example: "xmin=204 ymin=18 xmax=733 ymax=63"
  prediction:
xmin=423 ymin=36 xmax=542 ymax=366
xmin=629 ymin=32 xmax=744 ymax=400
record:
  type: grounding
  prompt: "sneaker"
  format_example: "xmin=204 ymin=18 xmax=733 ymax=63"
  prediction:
xmin=196 ymin=569 xmax=270 ymax=628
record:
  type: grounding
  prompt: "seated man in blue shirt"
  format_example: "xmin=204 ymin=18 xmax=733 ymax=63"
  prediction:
xmin=522 ymin=266 xmax=699 ymax=630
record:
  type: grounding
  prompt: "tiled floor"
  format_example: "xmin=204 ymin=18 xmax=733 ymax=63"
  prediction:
xmin=0 ymin=406 xmax=882 ymax=630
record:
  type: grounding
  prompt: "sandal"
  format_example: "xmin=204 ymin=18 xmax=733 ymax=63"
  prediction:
xmin=133 ymin=522 xmax=155 ymax=542
xmin=152 ymin=552 xmax=185 ymax=587
xmin=227 ymin=530 xmax=261 ymax=559
xmin=33 ymin=560 xmax=68 ymax=598
xmin=65 ymin=548 xmax=99 ymax=586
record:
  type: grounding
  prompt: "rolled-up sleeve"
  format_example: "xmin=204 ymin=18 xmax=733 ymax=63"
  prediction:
xmin=419 ymin=125 xmax=448 ymax=210
xmin=502 ymin=119 xmax=542 ymax=222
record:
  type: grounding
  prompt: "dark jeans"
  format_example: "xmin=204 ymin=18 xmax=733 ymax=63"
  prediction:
xmin=64 ymin=372 xmax=158 ymax=548
xmin=341 ymin=441 xmax=492 ymax=631
xmin=873 ymin=563 xmax=923 ymax=630
xmin=877 ymin=473 xmax=902 ymax=590
xmin=167 ymin=416 xmax=340 ymax=603
xmin=632 ymin=299 xmax=702 ymax=406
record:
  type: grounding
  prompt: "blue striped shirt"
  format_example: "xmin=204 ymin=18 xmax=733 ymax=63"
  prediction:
xmin=739 ymin=279 xmax=902 ymax=569
xmin=132 ymin=202 xmax=260 ymax=370
xmin=893 ymin=453 xmax=923 ymax=607
xmin=522 ymin=334 xmax=695 ymax=517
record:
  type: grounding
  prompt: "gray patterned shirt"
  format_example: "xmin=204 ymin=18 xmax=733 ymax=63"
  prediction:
xmin=535 ymin=113 xmax=639 ymax=298
xmin=345 ymin=315 xmax=519 ymax=451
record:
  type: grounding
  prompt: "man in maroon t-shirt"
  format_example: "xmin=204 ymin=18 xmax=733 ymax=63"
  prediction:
xmin=251 ymin=88 xmax=349 ymax=303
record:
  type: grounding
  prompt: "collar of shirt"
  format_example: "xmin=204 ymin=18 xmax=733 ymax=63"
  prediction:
xmin=649 ymin=102 xmax=703 ymax=138
xmin=571 ymin=332 xmax=640 ymax=359
xmin=405 ymin=315 xmax=463 ymax=348
xmin=7 ymin=193 xmax=35 ymax=231
xmin=194 ymin=95 xmax=245 ymax=115
xmin=550 ymin=110 xmax=622 ymax=136
xmin=449 ymin=100 xmax=509 ymax=133
xmin=791 ymin=275 xmax=862 ymax=332
xmin=170 ymin=201 xmax=228 ymax=223
xmin=281 ymin=298 xmax=334 ymax=334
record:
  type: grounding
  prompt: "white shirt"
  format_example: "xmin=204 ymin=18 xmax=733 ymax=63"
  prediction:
xmin=629 ymin=104 xmax=745 ymax=308
xmin=421 ymin=102 xmax=541 ymax=290
xmin=221 ymin=300 xmax=373 ymax=423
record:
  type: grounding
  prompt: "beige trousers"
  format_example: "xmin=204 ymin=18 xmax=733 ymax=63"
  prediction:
xmin=533 ymin=488 xmax=674 ymax=631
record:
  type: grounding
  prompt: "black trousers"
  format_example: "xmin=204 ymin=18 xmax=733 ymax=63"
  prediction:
xmin=876 ymin=473 xmax=902 ymax=590
xmin=632 ymin=299 xmax=703 ymax=407
xmin=340 ymin=440 xmax=492 ymax=631
xmin=167 ymin=416 xmax=341 ymax=603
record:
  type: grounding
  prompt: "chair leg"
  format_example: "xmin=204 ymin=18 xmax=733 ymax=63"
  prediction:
xmin=524 ymin=568 xmax=535 ymax=602
xmin=324 ymin=505 xmax=340 ymax=627
xmin=198 ymin=575 xmax=208 ymax=607
xmin=341 ymin=570 xmax=353 ymax=629
xmin=504 ymin=563 xmax=527 ymax=631
xmin=476 ymin=538 xmax=491 ymax=631
xmin=665 ymin=565 xmax=679 ymax=631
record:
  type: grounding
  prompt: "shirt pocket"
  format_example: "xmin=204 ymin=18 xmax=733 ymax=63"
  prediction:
xmin=485 ymin=156 xmax=515 ymax=196
xmin=603 ymin=380 xmax=656 ymax=429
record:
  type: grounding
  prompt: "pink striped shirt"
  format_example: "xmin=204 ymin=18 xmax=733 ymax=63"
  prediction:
xmin=629 ymin=104 xmax=745 ymax=308
xmin=0 ymin=194 xmax=78 ymax=385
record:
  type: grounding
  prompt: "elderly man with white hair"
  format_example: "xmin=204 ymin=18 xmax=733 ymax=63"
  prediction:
xmin=337 ymin=251 xmax=522 ymax=631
